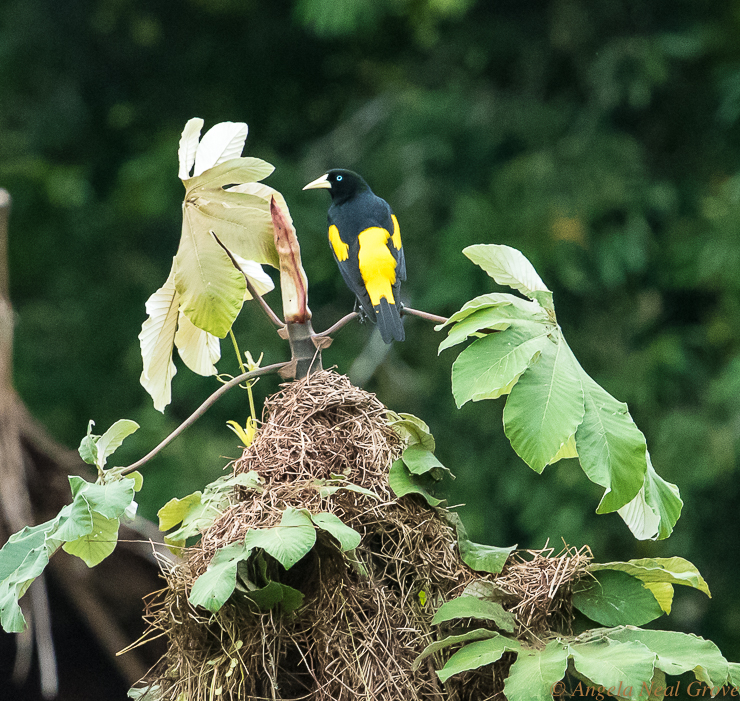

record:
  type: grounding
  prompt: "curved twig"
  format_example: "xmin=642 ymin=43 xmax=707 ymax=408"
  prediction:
xmin=316 ymin=311 xmax=360 ymax=338
xmin=401 ymin=307 xmax=448 ymax=325
xmin=121 ymin=361 xmax=290 ymax=475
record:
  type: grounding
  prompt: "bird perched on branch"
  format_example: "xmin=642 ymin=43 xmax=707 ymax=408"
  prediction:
xmin=303 ymin=169 xmax=406 ymax=343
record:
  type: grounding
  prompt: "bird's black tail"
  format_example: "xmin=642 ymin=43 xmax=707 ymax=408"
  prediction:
xmin=375 ymin=297 xmax=405 ymax=343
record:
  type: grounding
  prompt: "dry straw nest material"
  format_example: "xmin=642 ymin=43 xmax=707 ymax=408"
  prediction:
xmin=135 ymin=370 xmax=590 ymax=700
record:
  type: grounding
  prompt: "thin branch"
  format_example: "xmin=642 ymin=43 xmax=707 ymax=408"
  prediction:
xmin=121 ymin=361 xmax=289 ymax=475
xmin=401 ymin=306 xmax=448 ymax=325
xmin=245 ymin=276 xmax=285 ymax=329
xmin=316 ymin=311 xmax=360 ymax=338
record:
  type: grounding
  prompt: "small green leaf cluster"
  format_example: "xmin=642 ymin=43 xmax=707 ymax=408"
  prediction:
xmin=439 ymin=244 xmax=681 ymax=541
xmin=0 ymin=420 xmax=141 ymax=633
xmin=188 ymin=506 xmax=361 ymax=614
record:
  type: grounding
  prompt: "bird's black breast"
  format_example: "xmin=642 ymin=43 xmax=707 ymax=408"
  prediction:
xmin=327 ymin=190 xmax=394 ymax=241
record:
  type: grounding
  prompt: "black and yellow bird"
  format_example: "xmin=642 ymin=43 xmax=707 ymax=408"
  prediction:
xmin=303 ymin=169 xmax=406 ymax=343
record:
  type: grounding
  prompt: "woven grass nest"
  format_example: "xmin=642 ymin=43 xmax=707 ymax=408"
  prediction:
xmin=135 ymin=370 xmax=590 ymax=701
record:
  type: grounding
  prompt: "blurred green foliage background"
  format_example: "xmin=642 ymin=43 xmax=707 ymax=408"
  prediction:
xmin=1 ymin=0 xmax=739 ymax=663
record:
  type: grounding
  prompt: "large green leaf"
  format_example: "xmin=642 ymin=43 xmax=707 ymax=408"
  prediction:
xmin=589 ymin=557 xmax=710 ymax=597
xmin=437 ymin=634 xmax=521 ymax=683
xmin=452 ymin=325 xmax=550 ymax=407
xmin=413 ymin=629 xmax=498 ymax=670
xmin=0 ymin=521 xmax=60 ymax=632
xmin=174 ymin=224 xmax=246 ymax=338
xmin=503 ymin=334 xmax=585 ymax=472
xmin=431 ymin=595 xmax=515 ymax=633
xmin=572 ymin=570 xmax=663 ymax=627
xmin=310 ymin=513 xmax=361 ymax=552
xmin=62 ymin=511 xmax=120 ymax=567
xmin=603 ymin=628 xmax=728 ymax=689
xmin=388 ymin=459 xmax=443 ymax=506
xmin=244 ymin=507 xmax=316 ymax=569
xmin=568 ymin=638 xmax=656 ymax=697
xmin=189 ymin=541 xmax=251 ymax=613
xmin=401 ymin=444 xmax=451 ymax=479
xmin=436 ymin=292 xmax=544 ymax=330
xmin=458 ymin=539 xmax=516 ymax=575
xmin=575 ymin=370 xmax=647 ymax=513
xmin=503 ymin=640 xmax=569 ymax=701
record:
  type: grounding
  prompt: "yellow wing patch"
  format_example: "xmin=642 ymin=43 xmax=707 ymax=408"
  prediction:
xmin=358 ymin=227 xmax=397 ymax=306
xmin=391 ymin=215 xmax=402 ymax=250
xmin=329 ymin=225 xmax=349 ymax=262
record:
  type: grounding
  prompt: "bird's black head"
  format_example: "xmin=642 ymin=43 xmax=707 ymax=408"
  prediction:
xmin=303 ymin=169 xmax=370 ymax=205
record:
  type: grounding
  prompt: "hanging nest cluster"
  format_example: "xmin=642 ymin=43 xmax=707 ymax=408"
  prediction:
xmin=134 ymin=370 xmax=591 ymax=701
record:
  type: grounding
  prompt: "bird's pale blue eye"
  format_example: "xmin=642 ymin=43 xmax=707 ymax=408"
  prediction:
xmin=336 ymin=175 xmax=343 ymax=181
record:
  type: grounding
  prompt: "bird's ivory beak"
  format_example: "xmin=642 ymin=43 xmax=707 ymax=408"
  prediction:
xmin=303 ymin=173 xmax=331 ymax=190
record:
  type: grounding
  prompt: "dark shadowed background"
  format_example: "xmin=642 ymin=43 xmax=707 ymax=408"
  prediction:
xmin=1 ymin=0 xmax=740 ymax=695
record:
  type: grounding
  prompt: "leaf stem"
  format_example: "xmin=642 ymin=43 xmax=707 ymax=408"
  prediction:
xmin=120 ymin=361 xmax=289 ymax=475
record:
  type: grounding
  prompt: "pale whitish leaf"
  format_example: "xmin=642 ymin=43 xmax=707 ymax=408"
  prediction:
xmin=174 ymin=225 xmax=246 ymax=338
xmin=192 ymin=122 xmax=248 ymax=177
xmin=227 ymin=181 xmax=294 ymax=227
xmin=503 ymin=640 xmax=569 ymax=701
xmin=572 ymin=570 xmax=663 ymax=627
xmin=412 ymin=629 xmax=498 ymax=670
xmin=463 ymin=244 xmax=550 ymax=300
xmin=178 ymin=118 xmax=204 ymax=180
xmin=603 ymin=628 xmax=728 ymax=689
xmin=438 ymin=635 xmax=521 ymax=683
xmin=95 ymin=419 xmax=140 ymax=470
xmin=139 ymin=265 xmax=179 ymax=412
xmin=452 ymin=325 xmax=549 ymax=407
xmin=590 ymin=557 xmax=710 ymax=597
xmin=431 ymin=596 xmax=515 ymax=633
xmin=568 ymin=638 xmax=656 ymax=695
xmin=618 ymin=455 xmax=682 ymax=541
xmin=503 ymin=334 xmax=585 ymax=473
xmin=575 ymin=369 xmax=648 ymax=514
xmin=174 ymin=311 xmax=221 ymax=376
xmin=230 ymin=253 xmax=275 ymax=300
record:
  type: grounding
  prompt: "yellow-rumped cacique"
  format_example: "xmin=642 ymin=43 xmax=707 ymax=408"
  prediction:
xmin=303 ymin=169 xmax=406 ymax=343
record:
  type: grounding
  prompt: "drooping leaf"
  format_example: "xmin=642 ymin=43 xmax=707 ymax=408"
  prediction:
xmin=572 ymin=570 xmax=664 ymax=627
xmin=401 ymin=444 xmax=451 ymax=479
xmin=568 ymin=638 xmax=656 ymax=696
xmin=240 ymin=579 xmax=304 ymax=614
xmin=311 ymin=513 xmax=361 ymax=552
xmin=431 ymin=595 xmax=515 ymax=633
xmin=503 ymin=334 xmax=585 ymax=472
xmin=189 ymin=541 xmax=251 ymax=613
xmin=503 ymin=640 xmax=569 ymax=701
xmin=451 ymin=324 xmax=549 ymax=407
xmin=437 ymin=634 xmax=521 ymax=683
xmin=412 ymin=629 xmax=498 ymax=670
xmin=589 ymin=557 xmax=710 ymax=597
xmin=618 ymin=455 xmax=682 ymax=541
xmin=243 ymin=508 xmax=316 ymax=570
xmin=575 ymin=370 xmax=648 ymax=514
xmin=436 ymin=293 xmax=545 ymax=331
xmin=231 ymin=252 xmax=276 ymax=300
xmin=603 ymin=628 xmax=728 ymax=689
xmin=95 ymin=419 xmax=140 ymax=470
xmin=463 ymin=244 xmax=551 ymax=302
xmin=174 ymin=311 xmax=221 ymax=376
xmin=388 ymin=459 xmax=443 ymax=506
xmin=139 ymin=265 xmax=180 ymax=412
xmin=387 ymin=411 xmax=436 ymax=451
xmin=78 ymin=420 xmax=98 ymax=466
xmin=178 ymin=117 xmax=204 ymax=180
